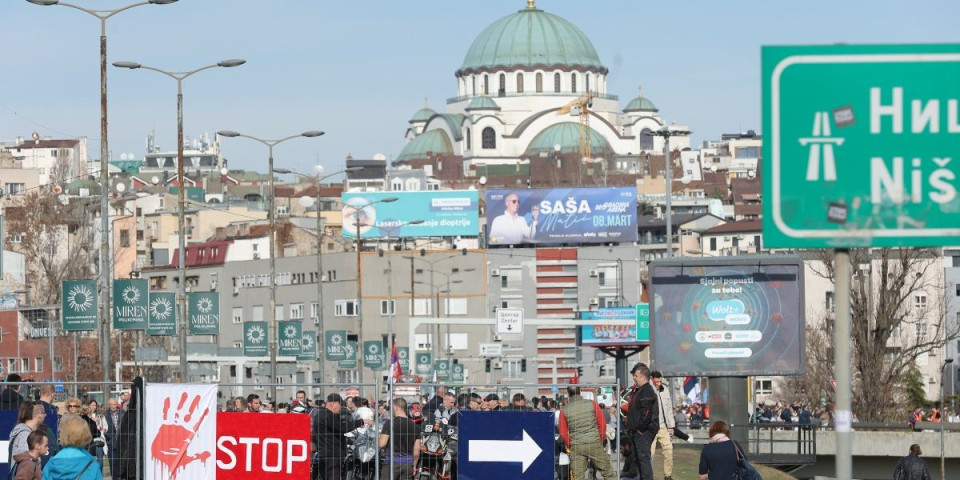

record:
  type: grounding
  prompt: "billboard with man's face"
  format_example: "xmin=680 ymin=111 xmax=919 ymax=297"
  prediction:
xmin=485 ymin=187 xmax=638 ymax=245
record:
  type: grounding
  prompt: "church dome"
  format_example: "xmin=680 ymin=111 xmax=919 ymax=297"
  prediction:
xmin=465 ymin=96 xmax=501 ymax=111
xmin=397 ymin=129 xmax=453 ymax=162
xmin=523 ymin=122 xmax=614 ymax=158
xmin=457 ymin=3 xmax=605 ymax=76
xmin=410 ymin=106 xmax=437 ymax=123
xmin=623 ymin=95 xmax=658 ymax=113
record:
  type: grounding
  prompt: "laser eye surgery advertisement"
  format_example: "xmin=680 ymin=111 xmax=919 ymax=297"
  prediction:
xmin=485 ymin=187 xmax=638 ymax=245
xmin=342 ymin=191 xmax=479 ymax=238
xmin=649 ymin=258 xmax=805 ymax=376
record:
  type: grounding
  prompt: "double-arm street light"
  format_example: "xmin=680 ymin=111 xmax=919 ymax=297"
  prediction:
xmin=402 ymin=251 xmax=468 ymax=363
xmin=26 ymin=0 xmax=179 ymax=386
xmin=274 ymin=166 xmax=363 ymax=383
xmin=643 ymin=126 xmax=691 ymax=258
xmin=217 ymin=130 xmax=324 ymax=401
xmin=114 ymin=60 xmax=245 ymax=382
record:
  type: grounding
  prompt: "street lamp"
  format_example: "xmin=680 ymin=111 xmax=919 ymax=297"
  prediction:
xmin=403 ymin=251 xmax=469 ymax=364
xmin=942 ymin=358 xmax=954 ymax=480
xmin=273 ymin=165 xmax=363 ymax=383
xmin=27 ymin=0 xmax=179 ymax=386
xmin=217 ymin=130 xmax=324 ymax=401
xmin=643 ymin=126 xmax=691 ymax=258
xmin=115 ymin=60 xmax=245 ymax=383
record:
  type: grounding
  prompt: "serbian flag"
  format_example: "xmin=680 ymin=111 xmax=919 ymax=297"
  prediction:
xmin=683 ymin=376 xmax=701 ymax=404
xmin=389 ymin=343 xmax=403 ymax=382
xmin=571 ymin=370 xmax=580 ymax=384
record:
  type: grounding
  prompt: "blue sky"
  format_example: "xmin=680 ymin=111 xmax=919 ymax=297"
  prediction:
xmin=2 ymin=0 xmax=958 ymax=177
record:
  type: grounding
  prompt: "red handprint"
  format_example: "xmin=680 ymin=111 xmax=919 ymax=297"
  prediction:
xmin=151 ymin=392 xmax=212 ymax=479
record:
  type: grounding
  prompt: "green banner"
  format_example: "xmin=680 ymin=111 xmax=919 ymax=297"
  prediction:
xmin=325 ymin=330 xmax=348 ymax=361
xmin=363 ymin=341 xmax=386 ymax=370
xmin=188 ymin=292 xmax=220 ymax=335
xmin=338 ymin=341 xmax=357 ymax=368
xmin=113 ymin=279 xmax=148 ymax=330
xmin=415 ymin=352 xmax=433 ymax=376
xmin=297 ymin=330 xmax=317 ymax=361
xmin=243 ymin=321 xmax=268 ymax=357
xmin=435 ymin=359 xmax=451 ymax=380
xmin=397 ymin=347 xmax=410 ymax=372
xmin=147 ymin=292 xmax=177 ymax=336
xmin=61 ymin=280 xmax=97 ymax=332
xmin=635 ymin=303 xmax=650 ymax=342
xmin=451 ymin=362 xmax=464 ymax=382
xmin=278 ymin=320 xmax=302 ymax=356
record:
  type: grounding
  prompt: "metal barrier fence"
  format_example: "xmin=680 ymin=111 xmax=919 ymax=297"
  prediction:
xmin=0 ymin=379 xmax=633 ymax=479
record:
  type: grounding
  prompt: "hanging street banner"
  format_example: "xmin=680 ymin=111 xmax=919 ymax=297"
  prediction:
xmin=324 ymin=330 xmax=348 ymax=361
xmin=144 ymin=383 xmax=217 ymax=480
xmin=243 ymin=321 xmax=268 ymax=357
xmin=452 ymin=363 xmax=465 ymax=382
xmin=188 ymin=292 xmax=220 ymax=335
xmin=415 ymin=352 xmax=433 ymax=376
xmin=762 ymin=43 xmax=960 ymax=248
xmin=363 ymin=341 xmax=386 ymax=370
xmin=113 ymin=279 xmax=148 ymax=330
xmin=61 ymin=280 xmax=97 ymax=332
xmin=435 ymin=359 xmax=451 ymax=381
xmin=297 ymin=330 xmax=317 ymax=361
xmin=338 ymin=341 xmax=358 ymax=368
xmin=342 ymin=190 xmax=479 ymax=238
xmin=148 ymin=292 xmax=177 ymax=336
xmin=278 ymin=321 xmax=303 ymax=356
xmin=397 ymin=347 xmax=410 ymax=372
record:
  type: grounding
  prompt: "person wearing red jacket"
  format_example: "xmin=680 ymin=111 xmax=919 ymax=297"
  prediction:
xmin=558 ymin=386 xmax=615 ymax=480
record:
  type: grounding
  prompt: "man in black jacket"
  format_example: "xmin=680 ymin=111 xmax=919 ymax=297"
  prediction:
xmin=626 ymin=363 xmax=658 ymax=480
xmin=0 ymin=373 xmax=24 ymax=410
xmin=314 ymin=393 xmax=367 ymax=480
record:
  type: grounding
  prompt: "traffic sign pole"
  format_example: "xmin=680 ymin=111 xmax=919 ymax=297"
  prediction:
xmin=834 ymin=250 xmax=852 ymax=480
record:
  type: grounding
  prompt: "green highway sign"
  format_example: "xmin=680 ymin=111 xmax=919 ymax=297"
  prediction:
xmin=763 ymin=44 xmax=960 ymax=248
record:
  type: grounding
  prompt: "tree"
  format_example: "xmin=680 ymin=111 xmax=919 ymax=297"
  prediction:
xmin=808 ymin=248 xmax=957 ymax=422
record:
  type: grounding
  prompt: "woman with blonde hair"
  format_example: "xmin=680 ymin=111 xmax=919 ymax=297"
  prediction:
xmin=42 ymin=415 xmax=102 ymax=480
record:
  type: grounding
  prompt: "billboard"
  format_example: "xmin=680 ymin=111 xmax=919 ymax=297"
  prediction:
xmin=485 ymin=188 xmax=637 ymax=246
xmin=578 ymin=307 xmax=648 ymax=346
xmin=342 ymin=191 xmax=478 ymax=238
xmin=649 ymin=256 xmax=805 ymax=376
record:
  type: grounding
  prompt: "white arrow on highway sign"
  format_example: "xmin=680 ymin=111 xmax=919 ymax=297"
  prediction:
xmin=468 ymin=430 xmax=542 ymax=473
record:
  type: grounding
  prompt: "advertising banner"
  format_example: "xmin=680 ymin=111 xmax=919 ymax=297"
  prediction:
xmin=451 ymin=363 xmax=464 ymax=382
xmin=61 ymin=280 xmax=97 ymax=332
xmin=324 ymin=330 xmax=348 ymax=361
xmin=297 ymin=330 xmax=317 ymax=361
xmin=342 ymin=191 xmax=479 ymax=238
xmin=278 ymin=320 xmax=302 ymax=356
xmin=649 ymin=256 xmax=805 ymax=376
xmin=397 ymin=347 xmax=410 ymax=372
xmin=415 ymin=352 xmax=433 ymax=376
xmin=188 ymin=292 xmax=220 ymax=335
xmin=435 ymin=359 xmax=451 ymax=381
xmin=216 ymin=412 xmax=311 ymax=480
xmin=148 ymin=292 xmax=177 ymax=336
xmin=144 ymin=383 xmax=217 ymax=480
xmin=338 ymin=341 xmax=358 ymax=368
xmin=113 ymin=279 xmax=149 ymax=330
xmin=243 ymin=321 xmax=268 ymax=357
xmin=485 ymin=187 xmax=637 ymax=245
xmin=578 ymin=307 xmax=648 ymax=346
xmin=363 ymin=341 xmax=386 ymax=370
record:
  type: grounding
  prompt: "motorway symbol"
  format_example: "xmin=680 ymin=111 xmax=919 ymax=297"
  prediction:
xmin=458 ymin=411 xmax=553 ymax=480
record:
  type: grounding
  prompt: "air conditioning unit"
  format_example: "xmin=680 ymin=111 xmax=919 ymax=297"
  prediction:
xmin=210 ymin=281 xmax=218 ymax=290
xmin=493 ymin=361 xmax=503 ymax=370
xmin=493 ymin=334 xmax=502 ymax=342
xmin=232 ymin=286 xmax=240 ymax=296
xmin=589 ymin=297 xmax=599 ymax=305
xmin=589 ymin=269 xmax=599 ymax=277
xmin=491 ymin=269 xmax=500 ymax=277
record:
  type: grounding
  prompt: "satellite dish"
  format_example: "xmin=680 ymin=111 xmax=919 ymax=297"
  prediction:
xmin=478 ymin=176 xmax=487 ymax=185
xmin=553 ymin=144 xmax=562 ymax=152
xmin=151 ymin=176 xmax=160 ymax=185
xmin=747 ymin=169 xmax=756 ymax=178
xmin=710 ymin=165 xmax=718 ymax=172
xmin=120 ymin=153 xmax=128 ymax=160
xmin=680 ymin=175 xmax=692 ymax=185
xmin=299 ymin=196 xmax=315 ymax=208
xmin=115 ymin=183 xmax=126 ymax=193
xmin=373 ymin=153 xmax=387 ymax=161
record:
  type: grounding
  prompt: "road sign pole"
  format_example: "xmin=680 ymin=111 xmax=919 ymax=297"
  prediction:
xmin=834 ymin=249 xmax=852 ymax=480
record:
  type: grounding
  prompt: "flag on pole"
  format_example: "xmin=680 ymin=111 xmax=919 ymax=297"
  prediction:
xmin=389 ymin=342 xmax=403 ymax=382
xmin=571 ymin=370 xmax=579 ymax=385
xmin=683 ymin=376 xmax=701 ymax=404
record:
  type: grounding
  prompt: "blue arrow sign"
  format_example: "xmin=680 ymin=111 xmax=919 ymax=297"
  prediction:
xmin=458 ymin=411 xmax=554 ymax=480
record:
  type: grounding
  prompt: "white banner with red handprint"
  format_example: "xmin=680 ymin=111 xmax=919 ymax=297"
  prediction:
xmin=145 ymin=383 xmax=217 ymax=480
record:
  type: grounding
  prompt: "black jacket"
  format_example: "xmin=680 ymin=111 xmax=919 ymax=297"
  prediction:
xmin=0 ymin=387 xmax=23 ymax=410
xmin=626 ymin=383 xmax=659 ymax=435
xmin=117 ymin=377 xmax=144 ymax=480
xmin=313 ymin=408 xmax=363 ymax=460
xmin=893 ymin=453 xmax=932 ymax=480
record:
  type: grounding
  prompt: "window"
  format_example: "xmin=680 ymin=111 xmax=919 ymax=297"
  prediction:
xmin=7 ymin=359 xmax=16 ymax=373
xmin=754 ymin=378 xmax=773 ymax=396
xmin=536 ymin=73 xmax=543 ymax=92
xmin=120 ymin=229 xmax=130 ymax=248
xmin=245 ymin=367 xmax=252 ymax=379
xmin=380 ymin=299 xmax=395 ymax=316
xmin=504 ymin=358 xmax=524 ymax=378
xmin=498 ymin=73 xmax=505 ymax=96
xmin=585 ymin=73 xmax=590 ymax=93
xmin=471 ymin=76 xmax=476 ymax=96
xmin=466 ymin=129 xmax=471 ymax=150
xmin=917 ymin=320 xmax=928 ymax=339
xmin=825 ymin=291 xmax=836 ymax=312
xmin=277 ymin=205 xmax=289 ymax=215
xmin=311 ymin=302 xmax=319 ymax=320
xmin=275 ymin=306 xmax=284 ymax=321
xmin=571 ymin=73 xmax=577 ymax=93
xmin=554 ymin=73 xmax=561 ymax=92
xmin=709 ymin=237 xmax=717 ymax=251
xmin=501 ymin=269 xmax=522 ymax=289
xmin=53 ymin=357 xmax=63 ymax=372
xmin=483 ymin=74 xmax=489 ymax=95
xmin=232 ymin=307 xmax=242 ymax=324
xmin=481 ymin=127 xmax=496 ymax=149
xmin=335 ymin=299 xmax=358 ymax=317
xmin=5 ymin=183 xmax=25 ymax=195
xmin=445 ymin=333 xmax=468 ymax=350
xmin=445 ymin=298 xmax=468 ymax=315
xmin=337 ymin=369 xmax=359 ymax=384
xmin=516 ymin=73 xmax=524 ymax=93
xmin=956 ymin=284 xmax=960 ymax=297
xmin=415 ymin=333 xmax=434 ymax=350
xmin=291 ymin=303 xmax=304 ymax=320
xmin=230 ymin=365 xmax=237 ymax=377
xmin=10 ymin=233 xmax=24 ymax=244
xmin=598 ymin=270 xmax=606 ymax=286
xmin=252 ymin=305 xmax=264 ymax=322
xmin=20 ymin=358 xmax=27 ymax=373
xmin=501 ymin=275 xmax=508 ymax=288
xmin=914 ymin=293 xmax=928 ymax=311
xmin=35 ymin=357 xmax=42 ymax=373
xmin=410 ymin=298 xmax=432 ymax=316
xmin=233 ymin=342 xmax=241 ymax=349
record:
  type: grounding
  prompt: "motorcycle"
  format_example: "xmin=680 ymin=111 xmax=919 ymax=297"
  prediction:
xmin=343 ymin=422 xmax=382 ymax=480
xmin=416 ymin=419 xmax=456 ymax=480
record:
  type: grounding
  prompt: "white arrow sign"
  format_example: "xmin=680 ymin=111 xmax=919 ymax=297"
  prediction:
xmin=468 ymin=429 xmax=542 ymax=473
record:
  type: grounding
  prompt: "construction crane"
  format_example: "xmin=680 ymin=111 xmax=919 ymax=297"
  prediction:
xmin=557 ymin=91 xmax=595 ymax=162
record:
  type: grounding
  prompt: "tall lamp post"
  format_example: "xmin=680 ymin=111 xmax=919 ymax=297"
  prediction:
xmin=942 ymin=358 xmax=954 ymax=480
xmin=114 ymin=60 xmax=245 ymax=382
xmin=217 ymin=130 xmax=324 ymax=401
xmin=26 ymin=0 xmax=179 ymax=386
xmin=643 ymin=126 xmax=690 ymax=258
xmin=274 ymin=165 xmax=363 ymax=384
xmin=403 ymin=251 xmax=468 ymax=365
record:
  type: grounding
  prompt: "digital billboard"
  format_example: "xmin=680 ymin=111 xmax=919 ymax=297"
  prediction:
xmin=342 ymin=191 xmax=478 ymax=238
xmin=578 ymin=306 xmax=649 ymax=346
xmin=485 ymin=187 xmax=637 ymax=246
xmin=649 ymin=256 xmax=805 ymax=376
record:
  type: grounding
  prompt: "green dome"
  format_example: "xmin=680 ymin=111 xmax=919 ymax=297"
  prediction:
xmin=410 ymin=107 xmax=437 ymax=123
xmin=397 ymin=129 xmax=453 ymax=162
xmin=523 ymin=122 xmax=614 ymax=158
xmin=465 ymin=96 xmax=501 ymax=111
xmin=458 ymin=6 xmax=605 ymax=75
xmin=623 ymin=95 xmax=658 ymax=113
